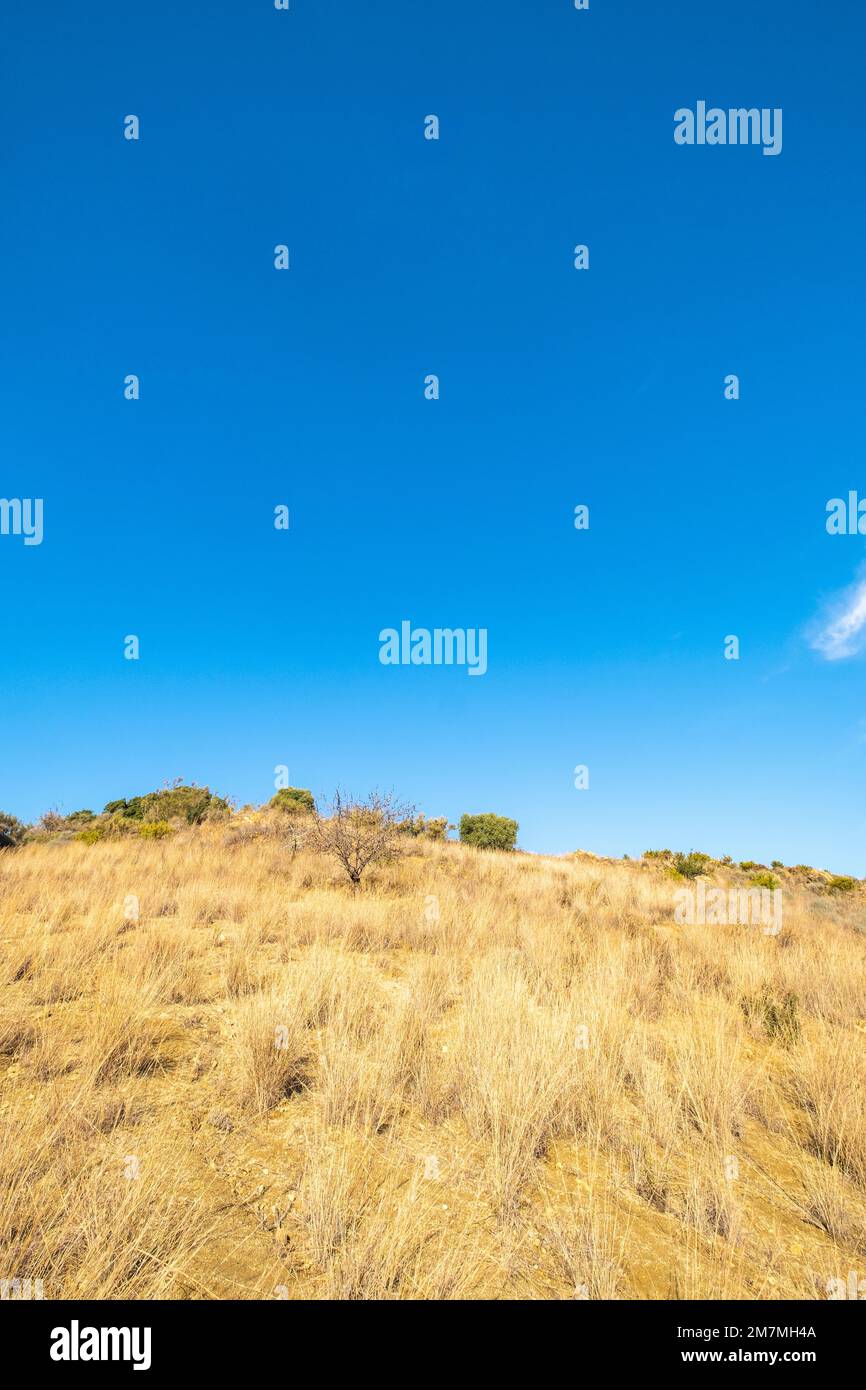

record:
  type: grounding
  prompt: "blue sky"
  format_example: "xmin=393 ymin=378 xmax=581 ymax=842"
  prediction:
xmin=2 ymin=0 xmax=866 ymax=871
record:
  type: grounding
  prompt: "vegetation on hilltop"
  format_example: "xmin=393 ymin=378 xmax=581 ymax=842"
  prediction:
xmin=459 ymin=813 xmax=519 ymax=852
xmin=3 ymin=786 xmax=864 ymax=897
xmin=268 ymin=787 xmax=316 ymax=817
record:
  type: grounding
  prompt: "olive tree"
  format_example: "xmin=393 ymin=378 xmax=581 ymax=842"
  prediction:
xmin=459 ymin=813 xmax=518 ymax=852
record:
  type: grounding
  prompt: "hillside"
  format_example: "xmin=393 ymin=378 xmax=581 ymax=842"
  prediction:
xmin=2 ymin=821 xmax=865 ymax=1300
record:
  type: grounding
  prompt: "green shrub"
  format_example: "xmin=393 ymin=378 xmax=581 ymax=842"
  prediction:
xmin=750 ymin=871 xmax=780 ymax=890
xmin=739 ymin=860 xmax=765 ymax=872
xmin=398 ymin=814 xmax=449 ymax=841
xmin=100 ymin=814 xmax=139 ymax=838
xmin=269 ymin=787 xmax=315 ymax=816
xmin=104 ymin=784 xmax=230 ymax=825
xmin=459 ymin=813 xmax=518 ymax=852
xmin=672 ymin=851 xmax=712 ymax=879
xmin=104 ymin=797 xmax=145 ymax=820
xmin=771 ymin=860 xmax=784 ymax=870
xmin=740 ymin=986 xmax=800 ymax=1044
xmin=644 ymin=849 xmax=673 ymax=861
xmin=138 ymin=820 xmax=173 ymax=840
xmin=76 ymin=825 xmax=108 ymax=845
xmin=148 ymin=785 xmax=229 ymax=824
xmin=827 ymin=875 xmax=858 ymax=893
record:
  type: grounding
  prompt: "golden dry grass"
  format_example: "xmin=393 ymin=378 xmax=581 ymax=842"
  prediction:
xmin=1 ymin=823 xmax=865 ymax=1299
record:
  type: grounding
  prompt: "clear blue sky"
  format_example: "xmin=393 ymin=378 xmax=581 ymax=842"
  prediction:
xmin=2 ymin=1 xmax=866 ymax=872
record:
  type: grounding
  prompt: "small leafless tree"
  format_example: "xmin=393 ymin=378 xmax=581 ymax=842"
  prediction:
xmin=311 ymin=790 xmax=415 ymax=892
xmin=283 ymin=814 xmax=312 ymax=860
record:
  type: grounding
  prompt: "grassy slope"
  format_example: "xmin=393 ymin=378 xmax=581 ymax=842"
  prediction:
xmin=1 ymin=823 xmax=865 ymax=1300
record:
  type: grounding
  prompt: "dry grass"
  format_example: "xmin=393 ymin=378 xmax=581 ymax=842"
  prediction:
xmin=1 ymin=823 xmax=865 ymax=1299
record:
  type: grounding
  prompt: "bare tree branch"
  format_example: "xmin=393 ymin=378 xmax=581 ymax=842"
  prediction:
xmin=310 ymin=790 xmax=415 ymax=892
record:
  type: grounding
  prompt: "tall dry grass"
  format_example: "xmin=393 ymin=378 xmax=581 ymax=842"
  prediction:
xmin=1 ymin=824 xmax=864 ymax=1298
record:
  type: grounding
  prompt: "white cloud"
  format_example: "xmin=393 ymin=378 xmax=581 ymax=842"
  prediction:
xmin=808 ymin=570 xmax=866 ymax=661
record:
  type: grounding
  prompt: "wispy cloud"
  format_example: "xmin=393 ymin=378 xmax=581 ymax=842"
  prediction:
xmin=808 ymin=568 xmax=866 ymax=661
